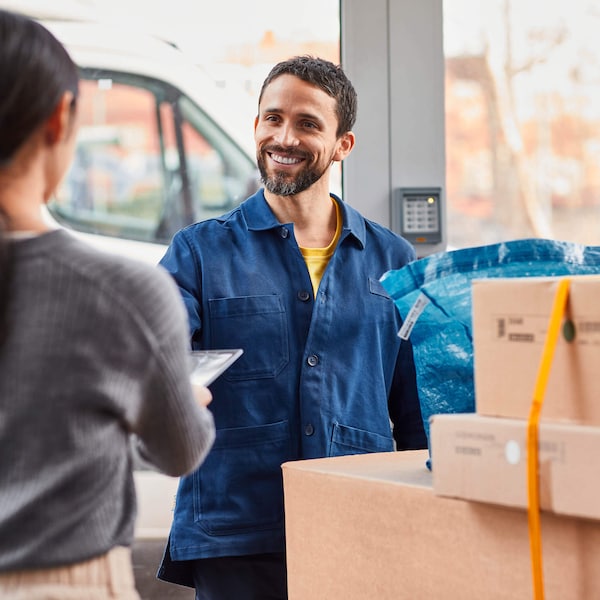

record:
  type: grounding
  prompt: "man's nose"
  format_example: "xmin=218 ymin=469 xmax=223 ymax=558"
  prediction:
xmin=274 ymin=123 xmax=300 ymax=147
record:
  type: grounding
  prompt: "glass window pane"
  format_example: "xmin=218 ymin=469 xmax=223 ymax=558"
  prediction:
xmin=178 ymin=96 xmax=258 ymax=222
xmin=52 ymin=77 xmax=170 ymax=242
xmin=444 ymin=0 xmax=600 ymax=248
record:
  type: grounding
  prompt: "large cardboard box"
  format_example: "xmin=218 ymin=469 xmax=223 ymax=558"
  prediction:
xmin=472 ymin=275 xmax=600 ymax=424
xmin=430 ymin=412 xmax=600 ymax=520
xmin=282 ymin=451 xmax=600 ymax=600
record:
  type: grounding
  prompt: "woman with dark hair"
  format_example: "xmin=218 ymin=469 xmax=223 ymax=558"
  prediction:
xmin=0 ymin=10 xmax=215 ymax=599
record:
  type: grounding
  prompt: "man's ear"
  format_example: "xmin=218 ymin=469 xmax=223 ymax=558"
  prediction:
xmin=332 ymin=131 xmax=355 ymax=162
xmin=44 ymin=91 xmax=75 ymax=145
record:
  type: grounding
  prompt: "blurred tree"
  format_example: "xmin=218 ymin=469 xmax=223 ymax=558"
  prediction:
xmin=449 ymin=0 xmax=567 ymax=239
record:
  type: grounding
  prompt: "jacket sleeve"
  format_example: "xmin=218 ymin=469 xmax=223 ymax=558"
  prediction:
xmin=158 ymin=228 xmax=203 ymax=345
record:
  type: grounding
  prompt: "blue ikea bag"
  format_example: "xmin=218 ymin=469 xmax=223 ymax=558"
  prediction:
xmin=380 ymin=239 xmax=600 ymax=465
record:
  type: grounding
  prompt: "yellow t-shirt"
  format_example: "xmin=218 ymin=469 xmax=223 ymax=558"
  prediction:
xmin=299 ymin=198 xmax=342 ymax=296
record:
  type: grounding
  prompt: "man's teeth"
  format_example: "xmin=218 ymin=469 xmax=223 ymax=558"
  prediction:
xmin=271 ymin=154 xmax=302 ymax=165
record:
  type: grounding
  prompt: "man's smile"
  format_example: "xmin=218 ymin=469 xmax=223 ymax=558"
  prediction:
xmin=269 ymin=153 xmax=304 ymax=166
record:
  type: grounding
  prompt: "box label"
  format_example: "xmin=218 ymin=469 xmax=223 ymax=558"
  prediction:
xmin=490 ymin=314 xmax=600 ymax=345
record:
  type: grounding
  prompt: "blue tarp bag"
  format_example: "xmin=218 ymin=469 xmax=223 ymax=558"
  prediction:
xmin=380 ymin=239 xmax=600 ymax=465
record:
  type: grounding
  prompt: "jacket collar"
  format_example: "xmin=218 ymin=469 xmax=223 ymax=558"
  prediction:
xmin=240 ymin=188 xmax=366 ymax=249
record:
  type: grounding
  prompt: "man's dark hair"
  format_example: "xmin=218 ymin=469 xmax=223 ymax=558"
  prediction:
xmin=258 ymin=55 xmax=357 ymax=138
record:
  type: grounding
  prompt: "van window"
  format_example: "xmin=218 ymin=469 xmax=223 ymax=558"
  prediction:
xmin=50 ymin=69 xmax=258 ymax=244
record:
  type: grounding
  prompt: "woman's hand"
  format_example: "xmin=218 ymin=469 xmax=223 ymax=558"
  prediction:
xmin=192 ymin=384 xmax=213 ymax=407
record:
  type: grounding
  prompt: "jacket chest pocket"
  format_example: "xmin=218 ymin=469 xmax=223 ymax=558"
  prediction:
xmin=208 ymin=294 xmax=289 ymax=380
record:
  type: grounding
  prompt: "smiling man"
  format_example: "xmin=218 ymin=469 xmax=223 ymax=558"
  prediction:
xmin=157 ymin=56 xmax=427 ymax=600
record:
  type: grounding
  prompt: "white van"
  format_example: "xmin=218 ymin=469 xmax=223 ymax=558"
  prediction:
xmin=42 ymin=19 xmax=260 ymax=264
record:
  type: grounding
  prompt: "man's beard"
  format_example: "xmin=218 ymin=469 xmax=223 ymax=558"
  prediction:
xmin=257 ymin=147 xmax=328 ymax=196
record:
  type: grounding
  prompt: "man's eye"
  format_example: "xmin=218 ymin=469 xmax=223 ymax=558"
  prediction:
xmin=302 ymin=121 xmax=317 ymax=129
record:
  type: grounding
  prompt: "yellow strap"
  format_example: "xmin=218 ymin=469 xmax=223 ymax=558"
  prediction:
xmin=527 ymin=277 xmax=571 ymax=600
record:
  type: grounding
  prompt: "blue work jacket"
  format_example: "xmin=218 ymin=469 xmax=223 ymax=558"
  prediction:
xmin=157 ymin=190 xmax=426 ymax=584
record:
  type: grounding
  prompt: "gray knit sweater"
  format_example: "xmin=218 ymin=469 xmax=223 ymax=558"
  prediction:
xmin=0 ymin=229 xmax=215 ymax=571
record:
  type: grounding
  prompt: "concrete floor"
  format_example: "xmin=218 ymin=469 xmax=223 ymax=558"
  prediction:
xmin=132 ymin=540 xmax=194 ymax=600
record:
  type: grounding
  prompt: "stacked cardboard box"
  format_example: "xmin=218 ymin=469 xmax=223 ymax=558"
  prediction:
xmin=282 ymin=450 xmax=600 ymax=600
xmin=431 ymin=275 xmax=600 ymax=518
xmin=472 ymin=275 xmax=600 ymax=424
xmin=431 ymin=413 xmax=600 ymax=520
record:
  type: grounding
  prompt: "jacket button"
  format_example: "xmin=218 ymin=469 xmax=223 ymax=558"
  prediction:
xmin=297 ymin=290 xmax=310 ymax=302
xmin=304 ymin=424 xmax=314 ymax=436
xmin=280 ymin=227 xmax=289 ymax=238
xmin=307 ymin=355 xmax=319 ymax=367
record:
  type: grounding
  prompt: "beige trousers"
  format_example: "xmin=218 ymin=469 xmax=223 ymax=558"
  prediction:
xmin=0 ymin=546 xmax=141 ymax=600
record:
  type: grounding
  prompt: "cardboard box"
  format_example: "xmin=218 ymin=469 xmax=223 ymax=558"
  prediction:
xmin=430 ymin=412 xmax=600 ymax=520
xmin=282 ymin=451 xmax=600 ymax=600
xmin=472 ymin=275 xmax=600 ymax=424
